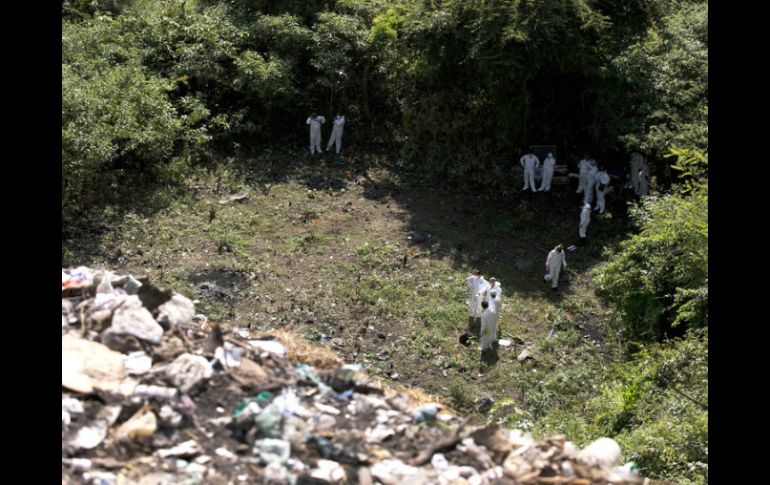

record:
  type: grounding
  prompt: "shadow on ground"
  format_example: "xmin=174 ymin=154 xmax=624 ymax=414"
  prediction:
xmin=64 ymin=146 xmax=635 ymax=305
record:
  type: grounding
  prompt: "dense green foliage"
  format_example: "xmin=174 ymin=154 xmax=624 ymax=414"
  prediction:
xmin=62 ymin=0 xmax=708 ymax=211
xmin=596 ymin=149 xmax=707 ymax=340
xmin=533 ymin=329 xmax=708 ymax=484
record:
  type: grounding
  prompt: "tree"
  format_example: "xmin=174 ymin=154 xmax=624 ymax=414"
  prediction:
xmin=596 ymin=149 xmax=707 ymax=341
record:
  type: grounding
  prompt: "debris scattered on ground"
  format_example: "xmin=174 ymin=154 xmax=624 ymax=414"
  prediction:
xmin=62 ymin=266 xmax=652 ymax=484
xmin=219 ymin=193 xmax=250 ymax=205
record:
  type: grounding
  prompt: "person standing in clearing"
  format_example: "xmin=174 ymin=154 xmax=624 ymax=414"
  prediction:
xmin=479 ymin=300 xmax=498 ymax=350
xmin=306 ymin=114 xmax=326 ymax=155
xmin=520 ymin=152 xmax=540 ymax=192
xmin=639 ymin=162 xmax=650 ymax=196
xmin=545 ymin=244 xmax=567 ymax=291
xmin=466 ymin=271 xmax=486 ymax=319
xmin=538 ymin=152 xmax=556 ymax=192
xmin=583 ymin=159 xmax=599 ymax=205
xmin=577 ymin=155 xmax=592 ymax=195
xmin=326 ymin=113 xmax=346 ymax=154
xmin=594 ymin=165 xmax=611 ymax=214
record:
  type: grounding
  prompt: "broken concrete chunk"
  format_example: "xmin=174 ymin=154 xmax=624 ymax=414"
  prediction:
xmin=62 ymin=335 xmax=127 ymax=394
xmin=156 ymin=293 xmax=196 ymax=328
xmin=165 ymin=353 xmax=214 ymax=394
xmin=111 ymin=295 xmax=164 ymax=344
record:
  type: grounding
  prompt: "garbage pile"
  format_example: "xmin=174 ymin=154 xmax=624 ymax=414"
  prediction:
xmin=62 ymin=266 xmax=651 ymax=485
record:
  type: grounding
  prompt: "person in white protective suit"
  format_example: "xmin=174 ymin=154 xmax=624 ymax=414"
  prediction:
xmin=638 ymin=162 xmax=650 ymax=196
xmin=544 ymin=244 xmax=567 ymax=291
xmin=326 ymin=113 xmax=346 ymax=154
xmin=520 ymin=153 xmax=540 ymax=191
xmin=466 ymin=271 xmax=487 ymax=319
xmin=479 ymin=300 xmax=498 ymax=350
xmin=478 ymin=277 xmax=502 ymax=306
xmin=576 ymin=155 xmax=592 ymax=194
xmin=583 ymin=159 xmax=598 ymax=204
xmin=629 ymin=153 xmax=643 ymax=193
xmin=579 ymin=202 xmax=591 ymax=241
xmin=306 ymin=114 xmax=326 ymax=155
xmin=594 ymin=166 xmax=611 ymax=214
xmin=538 ymin=152 xmax=556 ymax=192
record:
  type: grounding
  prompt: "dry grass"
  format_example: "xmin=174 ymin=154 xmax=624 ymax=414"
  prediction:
xmin=259 ymin=330 xmax=458 ymax=414
xmin=385 ymin=383 xmax=458 ymax=415
xmin=267 ymin=329 xmax=344 ymax=370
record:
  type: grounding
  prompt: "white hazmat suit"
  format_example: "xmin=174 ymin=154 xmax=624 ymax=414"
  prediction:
xmin=545 ymin=248 xmax=567 ymax=289
xmin=594 ymin=169 xmax=610 ymax=213
xmin=306 ymin=115 xmax=326 ymax=155
xmin=579 ymin=203 xmax=591 ymax=239
xmin=583 ymin=161 xmax=598 ymax=204
xmin=466 ymin=274 xmax=486 ymax=318
xmin=520 ymin=154 xmax=540 ymax=191
xmin=538 ymin=153 xmax=556 ymax=192
xmin=326 ymin=115 xmax=345 ymax=154
xmin=478 ymin=280 xmax=503 ymax=305
xmin=577 ymin=158 xmax=591 ymax=194
xmin=639 ymin=163 xmax=650 ymax=196
xmin=480 ymin=300 xmax=498 ymax=349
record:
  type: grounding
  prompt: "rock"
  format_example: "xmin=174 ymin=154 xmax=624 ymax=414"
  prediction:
xmin=82 ymin=471 xmax=117 ymax=484
xmin=215 ymin=447 xmax=238 ymax=462
xmin=62 ymin=458 xmax=92 ymax=472
xmin=577 ymin=437 xmax=622 ymax=468
xmin=65 ymin=405 xmax=121 ymax=451
xmin=156 ymin=293 xmax=195 ymax=328
xmin=87 ymin=293 xmax=128 ymax=329
xmin=470 ymin=424 xmax=513 ymax=454
xmin=62 ymin=335 xmax=127 ymax=395
xmin=253 ymin=438 xmax=291 ymax=465
xmin=100 ymin=327 xmax=143 ymax=353
xmin=248 ymin=340 xmax=288 ymax=358
xmin=156 ymin=440 xmax=203 ymax=458
xmin=231 ymin=357 xmax=270 ymax=387
xmin=366 ymin=424 xmax=396 ymax=444
xmin=165 ymin=353 xmax=214 ymax=394
xmin=115 ymin=405 xmax=157 ymax=442
xmin=371 ymin=459 xmax=429 ymax=484
xmin=309 ymin=460 xmax=347 ymax=483
xmin=111 ymin=295 xmax=164 ymax=344
xmin=158 ymin=405 xmax=184 ymax=428
xmin=413 ymin=405 xmax=438 ymax=424
xmin=262 ymin=462 xmax=290 ymax=484
xmin=133 ymin=384 xmax=178 ymax=401
xmin=123 ymin=351 xmax=152 ymax=375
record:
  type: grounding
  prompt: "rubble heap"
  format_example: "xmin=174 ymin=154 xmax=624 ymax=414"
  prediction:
xmin=62 ymin=267 xmax=651 ymax=485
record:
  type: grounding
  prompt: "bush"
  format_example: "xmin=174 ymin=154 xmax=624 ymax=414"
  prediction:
xmin=534 ymin=329 xmax=708 ymax=485
xmin=62 ymin=9 xmax=214 ymax=220
xmin=593 ymin=330 xmax=708 ymax=484
xmin=595 ymin=150 xmax=707 ymax=340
